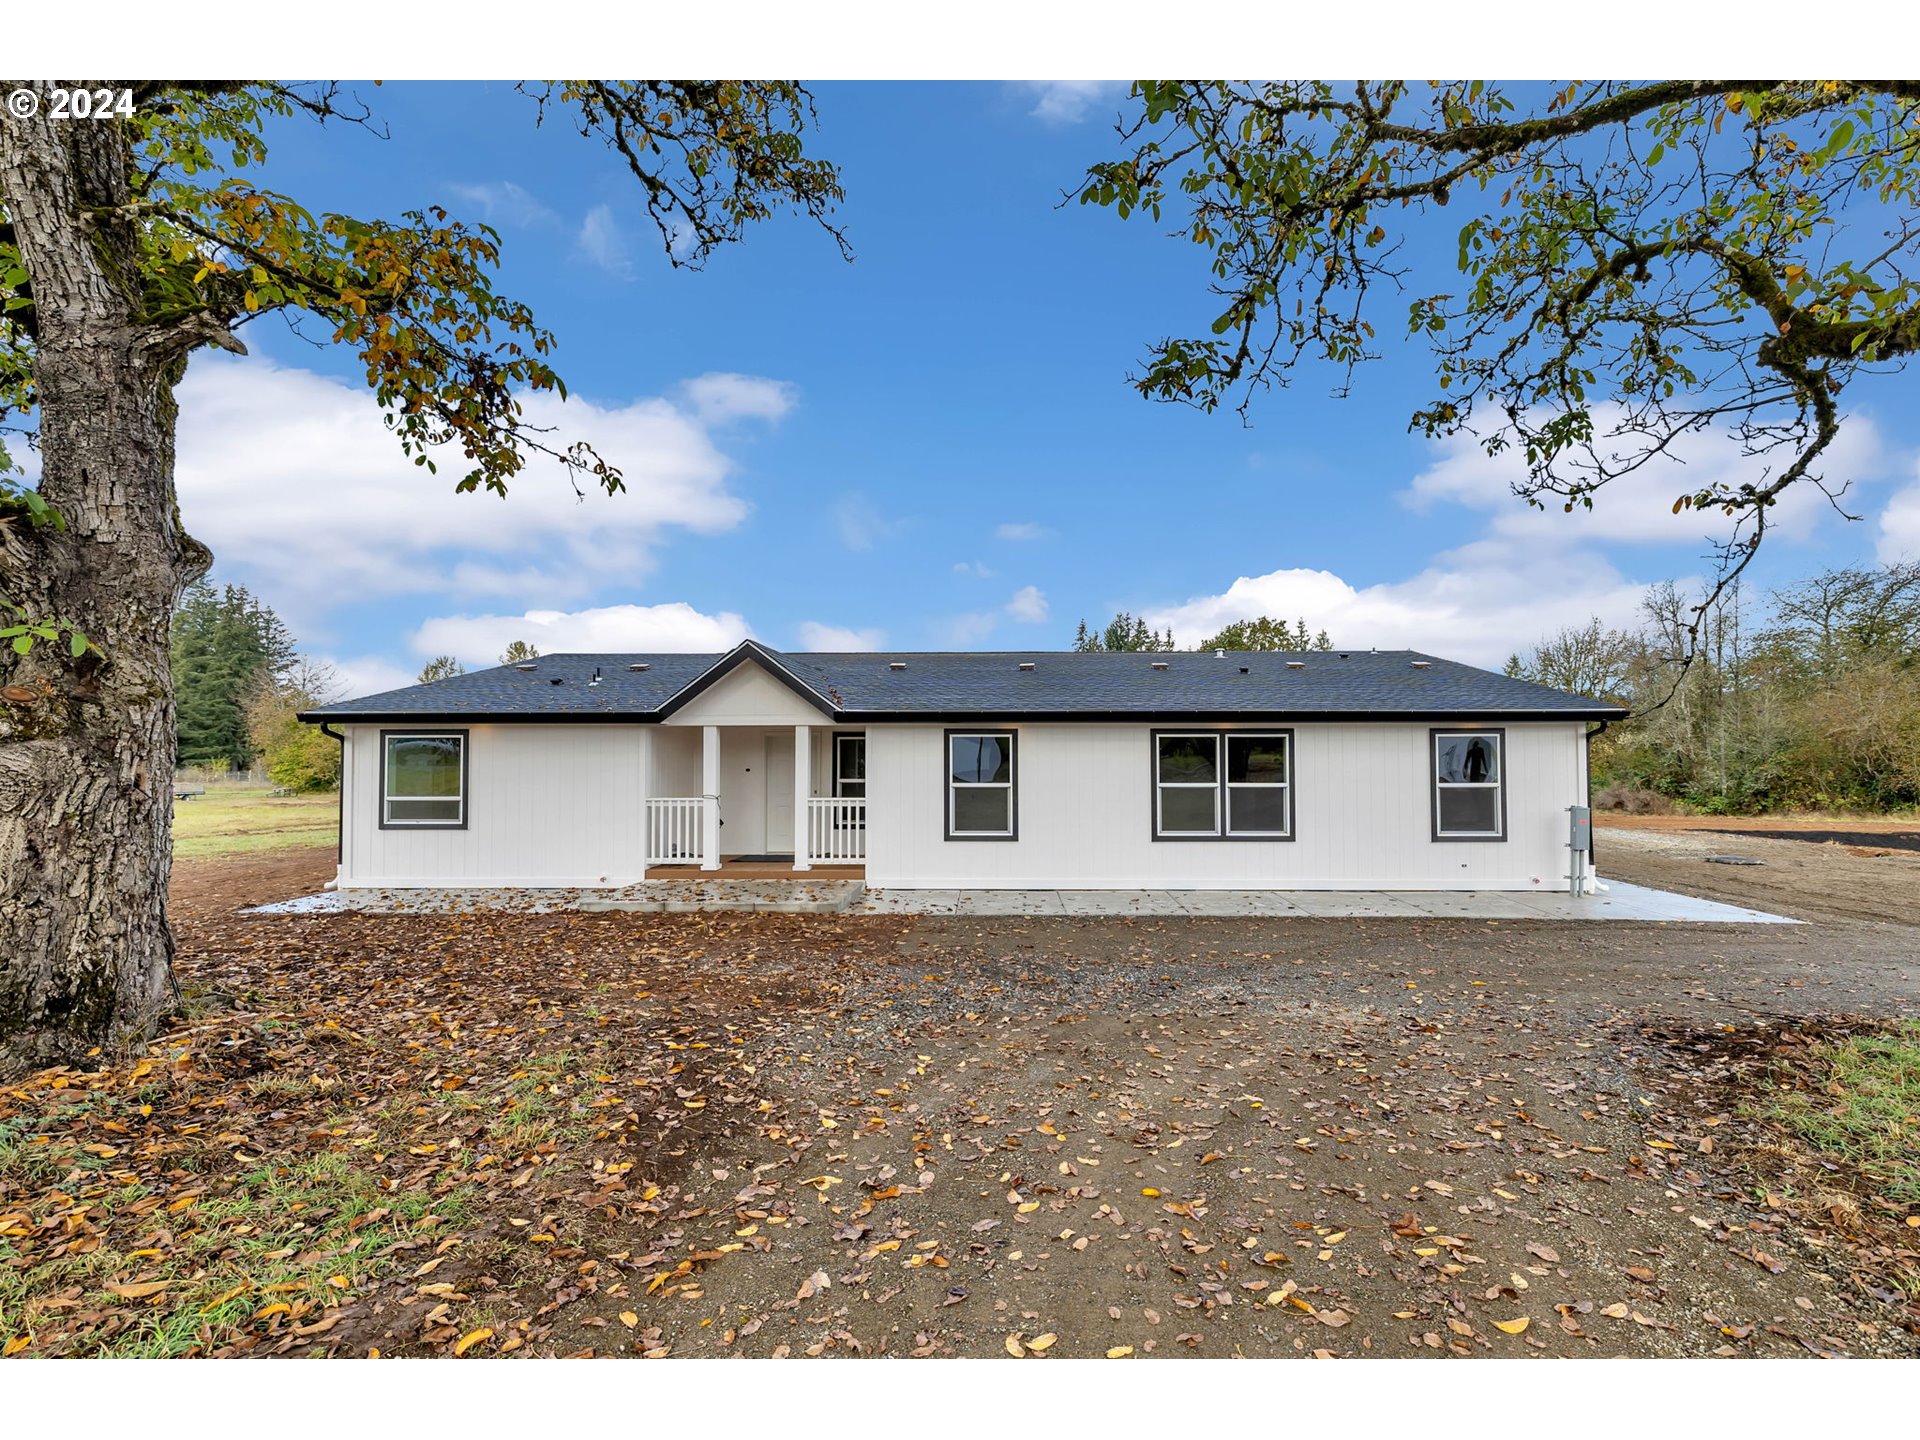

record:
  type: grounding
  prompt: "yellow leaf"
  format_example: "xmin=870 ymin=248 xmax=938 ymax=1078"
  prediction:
xmin=1493 ymin=1317 xmax=1530 ymax=1334
xmin=1005 ymin=1334 xmax=1026 ymax=1357
xmin=1027 ymin=1333 xmax=1057 ymax=1352
xmin=1106 ymin=1345 xmax=1135 ymax=1358
xmin=619 ymin=1311 xmax=639 ymax=1328
xmin=1017 ymin=1201 xmax=1040 ymax=1213
xmin=452 ymin=1328 xmax=493 ymax=1356
xmin=1140 ymin=1188 xmax=1160 ymax=1197
xmin=3 ymin=1336 xmax=31 ymax=1356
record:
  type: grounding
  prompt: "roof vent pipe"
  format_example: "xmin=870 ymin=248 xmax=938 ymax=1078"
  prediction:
xmin=1239 ymin=666 xmax=1249 ymax=674
xmin=1214 ymin=649 xmax=1226 ymax=659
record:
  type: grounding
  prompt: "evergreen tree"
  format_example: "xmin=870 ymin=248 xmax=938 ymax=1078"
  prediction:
xmin=1071 ymin=612 xmax=1175 ymax=652
xmin=499 ymin=639 xmax=541 ymax=664
xmin=418 ymin=655 xmax=466 ymax=683
xmin=169 ymin=582 xmax=296 ymax=769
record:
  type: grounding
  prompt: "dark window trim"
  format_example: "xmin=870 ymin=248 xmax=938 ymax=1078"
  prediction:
xmin=943 ymin=727 xmax=1018 ymax=841
xmin=832 ymin=730 xmax=867 ymax=799
xmin=1149 ymin=727 xmax=1296 ymax=842
xmin=1430 ymin=726 xmax=1507 ymax=842
xmin=378 ymin=727 xmax=470 ymax=831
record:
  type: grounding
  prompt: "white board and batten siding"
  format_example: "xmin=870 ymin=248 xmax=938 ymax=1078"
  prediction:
xmin=339 ymin=723 xmax=650 ymax=888
xmin=863 ymin=721 xmax=1586 ymax=890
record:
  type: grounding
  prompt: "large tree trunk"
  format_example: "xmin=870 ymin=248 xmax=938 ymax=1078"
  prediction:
xmin=1 ymin=88 xmax=209 ymax=1075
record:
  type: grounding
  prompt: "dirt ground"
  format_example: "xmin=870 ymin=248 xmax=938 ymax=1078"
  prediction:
xmin=6 ymin=835 xmax=1917 ymax=1359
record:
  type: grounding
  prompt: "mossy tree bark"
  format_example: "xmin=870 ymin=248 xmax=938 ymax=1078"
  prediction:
xmin=0 ymin=90 xmax=210 ymax=1074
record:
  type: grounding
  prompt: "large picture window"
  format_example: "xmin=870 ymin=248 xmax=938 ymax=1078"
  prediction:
xmin=945 ymin=730 xmax=1016 ymax=839
xmin=381 ymin=731 xmax=467 ymax=828
xmin=1432 ymin=729 xmax=1504 ymax=840
xmin=1153 ymin=730 xmax=1292 ymax=839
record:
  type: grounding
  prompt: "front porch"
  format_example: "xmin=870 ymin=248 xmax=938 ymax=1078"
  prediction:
xmin=645 ymin=721 xmax=865 ymax=873
xmin=644 ymin=855 xmax=865 ymax=880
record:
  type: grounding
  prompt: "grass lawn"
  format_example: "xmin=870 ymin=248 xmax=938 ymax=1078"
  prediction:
xmin=172 ymin=787 xmax=337 ymax=859
xmin=1763 ymin=1022 xmax=1920 ymax=1211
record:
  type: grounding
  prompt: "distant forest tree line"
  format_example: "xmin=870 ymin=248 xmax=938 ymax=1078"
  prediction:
xmin=1073 ymin=612 xmax=1332 ymax=653
xmin=1506 ymin=562 xmax=1920 ymax=815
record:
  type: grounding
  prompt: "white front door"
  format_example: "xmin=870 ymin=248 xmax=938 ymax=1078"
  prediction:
xmin=764 ymin=735 xmax=795 ymax=853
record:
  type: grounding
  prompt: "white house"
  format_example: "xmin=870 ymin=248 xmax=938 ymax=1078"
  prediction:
xmin=301 ymin=640 xmax=1624 ymax=892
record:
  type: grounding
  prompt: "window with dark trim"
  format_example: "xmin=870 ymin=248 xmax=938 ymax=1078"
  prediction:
xmin=1152 ymin=729 xmax=1293 ymax=839
xmin=945 ymin=729 xmax=1016 ymax=839
xmin=833 ymin=733 xmax=866 ymax=799
xmin=381 ymin=730 xmax=468 ymax=828
xmin=1432 ymin=729 xmax=1505 ymax=840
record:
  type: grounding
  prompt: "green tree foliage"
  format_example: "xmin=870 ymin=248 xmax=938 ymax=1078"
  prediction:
xmin=499 ymin=639 xmax=540 ymax=665
xmin=247 ymin=658 xmax=340 ymax=793
xmin=1084 ymin=82 xmax=1920 ymax=651
xmin=1511 ymin=563 xmax=1920 ymax=812
xmin=169 ymin=582 xmax=295 ymax=768
xmin=1073 ymin=613 xmax=1177 ymax=652
xmin=418 ymin=655 xmax=465 ymax=684
xmin=1196 ymin=616 xmax=1333 ymax=652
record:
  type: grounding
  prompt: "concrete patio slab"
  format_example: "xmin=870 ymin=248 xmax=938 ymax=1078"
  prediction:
xmin=854 ymin=879 xmax=1796 ymax=923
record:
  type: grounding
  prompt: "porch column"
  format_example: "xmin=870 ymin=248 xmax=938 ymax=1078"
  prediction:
xmin=701 ymin=724 xmax=721 ymax=871
xmin=792 ymin=724 xmax=812 ymax=871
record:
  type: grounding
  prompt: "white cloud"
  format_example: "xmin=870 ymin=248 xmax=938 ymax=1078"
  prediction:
xmin=174 ymin=356 xmax=786 ymax=636
xmin=936 ymin=611 xmax=999 ymax=647
xmin=1005 ymin=584 xmax=1049 ymax=623
xmin=832 ymin=492 xmax=906 ymax=553
xmin=952 ymin=560 xmax=996 ymax=579
xmin=1403 ymin=407 xmax=1887 ymax=548
xmin=995 ymin=521 xmax=1051 ymax=542
xmin=411 ymin=603 xmax=751 ymax=666
xmin=1018 ymin=81 xmax=1125 ymax=125
xmin=796 ymin=621 xmax=886 ymax=651
xmin=1877 ymin=461 xmax=1920 ymax=562
xmin=317 ymin=653 xmax=418 ymax=700
xmin=578 ymin=204 xmax=634 ymax=278
xmin=678 ymin=373 xmax=797 ymax=425
xmin=1141 ymin=548 xmax=1659 ymax=670
xmin=448 ymin=181 xmax=555 ymax=227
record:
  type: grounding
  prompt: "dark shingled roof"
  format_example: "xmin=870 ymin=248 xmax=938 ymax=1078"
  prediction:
xmin=301 ymin=641 xmax=1626 ymax=724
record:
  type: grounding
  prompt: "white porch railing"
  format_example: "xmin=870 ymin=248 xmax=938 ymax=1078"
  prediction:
xmin=805 ymin=797 xmax=866 ymax=863
xmin=646 ymin=797 xmax=705 ymax=865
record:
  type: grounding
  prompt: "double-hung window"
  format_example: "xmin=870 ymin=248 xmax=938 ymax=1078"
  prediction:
xmin=381 ymin=730 xmax=467 ymax=828
xmin=1153 ymin=730 xmax=1292 ymax=839
xmin=1432 ymin=729 xmax=1504 ymax=839
xmin=946 ymin=730 xmax=1016 ymax=839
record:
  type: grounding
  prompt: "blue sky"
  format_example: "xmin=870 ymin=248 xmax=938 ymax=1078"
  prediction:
xmin=165 ymin=80 xmax=1920 ymax=697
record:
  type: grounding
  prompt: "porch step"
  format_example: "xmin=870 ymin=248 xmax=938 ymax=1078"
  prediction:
xmin=578 ymin=879 xmax=865 ymax=915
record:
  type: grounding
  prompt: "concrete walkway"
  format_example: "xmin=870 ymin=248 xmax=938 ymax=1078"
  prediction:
xmin=853 ymin=879 xmax=1796 ymax=923
xmin=251 ymin=877 xmax=1794 ymax=923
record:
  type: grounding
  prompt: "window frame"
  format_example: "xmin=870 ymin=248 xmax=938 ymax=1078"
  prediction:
xmin=1150 ymin=728 xmax=1295 ymax=842
xmin=832 ymin=731 xmax=867 ymax=800
xmin=1430 ymin=727 xmax=1506 ymax=842
xmin=379 ymin=728 xmax=469 ymax=831
xmin=943 ymin=728 xmax=1018 ymax=841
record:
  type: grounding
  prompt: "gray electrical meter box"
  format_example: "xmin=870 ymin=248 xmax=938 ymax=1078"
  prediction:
xmin=1568 ymin=805 xmax=1592 ymax=853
